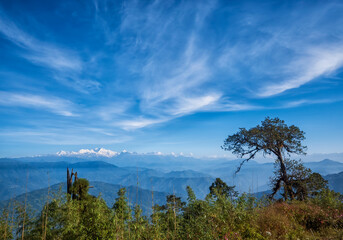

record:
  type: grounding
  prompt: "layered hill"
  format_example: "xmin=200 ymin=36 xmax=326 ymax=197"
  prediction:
xmin=325 ymin=171 xmax=343 ymax=194
xmin=0 ymin=181 xmax=169 ymax=215
xmin=1 ymin=149 xmax=342 ymax=204
xmin=0 ymin=160 xmax=213 ymax=202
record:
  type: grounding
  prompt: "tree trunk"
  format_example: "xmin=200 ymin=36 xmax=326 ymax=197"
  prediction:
xmin=67 ymin=168 xmax=73 ymax=195
xmin=72 ymin=171 xmax=78 ymax=200
xmin=277 ymin=149 xmax=294 ymax=200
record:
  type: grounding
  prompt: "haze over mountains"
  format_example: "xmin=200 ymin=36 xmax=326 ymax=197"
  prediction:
xmin=1 ymin=148 xmax=343 ymax=207
xmin=0 ymin=182 xmax=169 ymax=216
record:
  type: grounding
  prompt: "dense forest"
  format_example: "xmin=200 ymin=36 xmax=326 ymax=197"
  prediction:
xmin=1 ymin=118 xmax=343 ymax=239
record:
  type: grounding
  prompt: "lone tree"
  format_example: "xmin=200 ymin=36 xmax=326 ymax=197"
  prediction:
xmin=222 ymin=117 xmax=307 ymax=200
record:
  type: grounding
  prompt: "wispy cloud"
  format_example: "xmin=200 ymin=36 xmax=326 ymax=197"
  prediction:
xmin=116 ymin=95 xmax=258 ymax=130
xmin=167 ymin=94 xmax=221 ymax=116
xmin=0 ymin=91 xmax=77 ymax=116
xmin=0 ymin=10 xmax=101 ymax=94
xmin=259 ymin=45 xmax=343 ymax=97
xmin=118 ymin=117 xmax=168 ymax=130
xmin=116 ymin=0 xmax=225 ymax=128
xmin=209 ymin=100 xmax=261 ymax=112
xmin=97 ymin=101 xmax=133 ymax=121
xmin=217 ymin=1 xmax=343 ymax=98
xmin=279 ymin=97 xmax=343 ymax=109
xmin=111 ymin=0 xmax=342 ymax=129
xmin=0 ymin=14 xmax=82 ymax=72
xmin=0 ymin=128 xmax=131 ymax=145
xmin=53 ymin=75 xmax=101 ymax=94
xmin=141 ymin=35 xmax=211 ymax=103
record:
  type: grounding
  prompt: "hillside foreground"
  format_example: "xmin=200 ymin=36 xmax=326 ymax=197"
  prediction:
xmin=0 ymin=175 xmax=343 ymax=240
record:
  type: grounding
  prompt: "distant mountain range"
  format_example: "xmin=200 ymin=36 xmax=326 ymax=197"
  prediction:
xmin=325 ymin=171 xmax=343 ymax=194
xmin=0 ymin=149 xmax=342 ymax=209
xmin=3 ymin=148 xmax=221 ymax=171
xmin=0 ymin=160 xmax=214 ymax=202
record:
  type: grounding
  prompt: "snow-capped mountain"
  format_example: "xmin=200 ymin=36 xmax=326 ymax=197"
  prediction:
xmin=56 ymin=148 xmax=120 ymax=158
xmin=54 ymin=148 xmax=192 ymax=159
xmin=44 ymin=148 xmax=204 ymax=170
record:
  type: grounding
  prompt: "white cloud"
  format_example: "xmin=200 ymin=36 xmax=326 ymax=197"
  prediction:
xmin=117 ymin=94 xmax=223 ymax=130
xmin=118 ymin=117 xmax=169 ymax=130
xmin=216 ymin=2 xmax=343 ymax=98
xmin=0 ymin=15 xmax=82 ymax=72
xmin=168 ymin=94 xmax=221 ymax=116
xmin=0 ymin=91 xmax=76 ymax=116
xmin=115 ymin=0 xmax=225 ymax=129
xmin=53 ymin=75 xmax=101 ymax=94
xmin=97 ymin=101 xmax=133 ymax=121
xmin=279 ymin=97 xmax=343 ymax=109
xmin=0 ymin=12 xmax=101 ymax=94
xmin=83 ymin=127 xmax=116 ymax=136
xmin=259 ymin=46 xmax=343 ymax=97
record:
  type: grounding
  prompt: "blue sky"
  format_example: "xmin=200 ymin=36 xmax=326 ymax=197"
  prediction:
xmin=0 ymin=0 xmax=343 ymax=158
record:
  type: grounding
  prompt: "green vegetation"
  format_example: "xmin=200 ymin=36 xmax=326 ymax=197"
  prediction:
xmin=1 ymin=117 xmax=343 ymax=239
xmin=222 ymin=117 xmax=308 ymax=201
xmin=0 ymin=176 xmax=342 ymax=239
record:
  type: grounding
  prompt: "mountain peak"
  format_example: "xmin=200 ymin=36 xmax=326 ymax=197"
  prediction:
xmin=319 ymin=159 xmax=340 ymax=164
xmin=56 ymin=148 xmax=119 ymax=158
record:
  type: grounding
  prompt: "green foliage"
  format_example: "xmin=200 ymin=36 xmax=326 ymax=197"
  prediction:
xmin=130 ymin=204 xmax=148 ymax=240
xmin=312 ymin=188 xmax=343 ymax=209
xmin=0 ymin=208 xmax=13 ymax=240
xmin=222 ymin=117 xmax=306 ymax=164
xmin=223 ymin=117 xmax=309 ymax=200
xmin=14 ymin=200 xmax=36 ymax=240
xmin=270 ymin=159 xmax=329 ymax=201
xmin=150 ymin=194 xmax=186 ymax=239
xmin=182 ymin=197 xmax=212 ymax=239
xmin=71 ymin=178 xmax=91 ymax=200
xmin=186 ymin=185 xmax=196 ymax=203
xmin=112 ymin=187 xmax=132 ymax=239
xmin=209 ymin=177 xmax=238 ymax=200
xmin=112 ymin=188 xmax=131 ymax=222
xmin=306 ymin=172 xmax=329 ymax=197
xmin=2 ymin=175 xmax=342 ymax=239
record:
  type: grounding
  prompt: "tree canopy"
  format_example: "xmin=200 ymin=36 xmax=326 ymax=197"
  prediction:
xmin=222 ymin=117 xmax=308 ymax=200
xmin=209 ymin=178 xmax=238 ymax=200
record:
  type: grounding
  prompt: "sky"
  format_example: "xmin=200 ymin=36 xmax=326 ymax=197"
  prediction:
xmin=0 ymin=0 xmax=343 ymax=158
